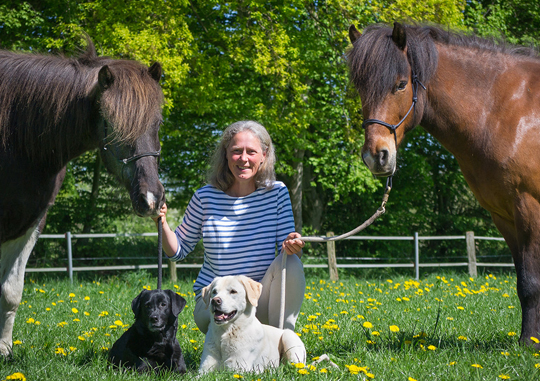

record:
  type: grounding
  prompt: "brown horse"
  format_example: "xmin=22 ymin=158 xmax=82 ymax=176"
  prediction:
xmin=348 ymin=22 xmax=540 ymax=347
xmin=0 ymin=40 xmax=165 ymax=356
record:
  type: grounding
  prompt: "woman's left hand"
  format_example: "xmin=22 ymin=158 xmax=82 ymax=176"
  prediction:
xmin=283 ymin=232 xmax=305 ymax=256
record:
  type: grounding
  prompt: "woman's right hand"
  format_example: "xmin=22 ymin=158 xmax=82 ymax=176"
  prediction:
xmin=152 ymin=203 xmax=168 ymax=225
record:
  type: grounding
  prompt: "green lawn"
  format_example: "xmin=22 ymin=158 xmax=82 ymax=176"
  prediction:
xmin=2 ymin=269 xmax=539 ymax=380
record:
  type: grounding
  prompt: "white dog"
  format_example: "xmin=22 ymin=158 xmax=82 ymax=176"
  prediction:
xmin=199 ymin=275 xmax=306 ymax=373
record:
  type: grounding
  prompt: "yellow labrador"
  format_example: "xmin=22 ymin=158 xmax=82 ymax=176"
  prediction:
xmin=199 ymin=275 xmax=306 ymax=373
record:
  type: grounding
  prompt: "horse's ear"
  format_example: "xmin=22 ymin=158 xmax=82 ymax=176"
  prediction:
xmin=392 ymin=22 xmax=407 ymax=50
xmin=349 ymin=25 xmax=362 ymax=44
xmin=98 ymin=65 xmax=114 ymax=90
xmin=148 ymin=62 xmax=162 ymax=82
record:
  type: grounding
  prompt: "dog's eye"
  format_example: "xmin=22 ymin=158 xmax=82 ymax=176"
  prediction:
xmin=230 ymin=289 xmax=237 ymax=294
xmin=160 ymin=302 xmax=167 ymax=308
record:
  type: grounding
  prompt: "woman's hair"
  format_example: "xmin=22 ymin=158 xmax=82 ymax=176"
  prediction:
xmin=207 ymin=120 xmax=276 ymax=191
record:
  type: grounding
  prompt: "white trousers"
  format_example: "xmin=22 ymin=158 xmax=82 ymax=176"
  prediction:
xmin=193 ymin=253 xmax=306 ymax=334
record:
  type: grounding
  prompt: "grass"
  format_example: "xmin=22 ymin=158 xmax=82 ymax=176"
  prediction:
xmin=2 ymin=269 xmax=540 ymax=380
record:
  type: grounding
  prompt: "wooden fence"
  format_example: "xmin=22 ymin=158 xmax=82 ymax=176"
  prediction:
xmin=32 ymin=231 xmax=513 ymax=283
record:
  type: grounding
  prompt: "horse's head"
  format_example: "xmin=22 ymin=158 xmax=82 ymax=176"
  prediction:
xmin=96 ymin=61 xmax=165 ymax=217
xmin=348 ymin=23 xmax=435 ymax=177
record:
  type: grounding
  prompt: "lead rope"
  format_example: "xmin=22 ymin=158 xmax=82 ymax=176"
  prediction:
xmin=279 ymin=178 xmax=392 ymax=330
xmin=157 ymin=217 xmax=163 ymax=291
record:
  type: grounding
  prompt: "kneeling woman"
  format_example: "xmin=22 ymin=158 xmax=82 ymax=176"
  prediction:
xmin=154 ymin=120 xmax=305 ymax=333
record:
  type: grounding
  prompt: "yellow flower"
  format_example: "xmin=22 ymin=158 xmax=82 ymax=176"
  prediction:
xmin=472 ymin=364 xmax=483 ymax=369
xmin=531 ymin=337 xmax=540 ymax=344
xmin=13 ymin=340 xmax=22 ymax=345
xmin=371 ymin=331 xmax=380 ymax=336
xmin=6 ymin=372 xmax=26 ymax=381
xmin=508 ymin=332 xmax=517 ymax=336
xmin=295 ymin=363 xmax=305 ymax=368
xmin=78 ymin=336 xmax=86 ymax=341
xmin=499 ymin=375 xmax=510 ymax=379
xmin=320 ymin=368 xmax=328 ymax=373
xmin=233 ymin=375 xmax=243 ymax=379
xmin=84 ymin=312 xmax=90 ymax=316
xmin=501 ymin=351 xmax=510 ymax=356
xmin=69 ymin=293 xmax=75 ymax=298
xmin=298 ymin=369 xmax=309 ymax=375
xmin=84 ymin=296 xmax=90 ymax=300
xmin=428 ymin=345 xmax=437 ymax=351
xmin=71 ymin=308 xmax=78 ymax=313
xmin=55 ymin=347 xmax=66 ymax=356
xmin=409 ymin=378 xmax=418 ymax=381
xmin=25 ymin=318 xmax=34 ymax=324
xmin=458 ymin=336 xmax=467 ymax=341
xmin=114 ymin=320 xmax=123 ymax=326
xmin=448 ymin=362 xmax=456 ymax=366
xmin=389 ymin=325 xmax=399 ymax=333
xmin=363 ymin=322 xmax=373 ymax=329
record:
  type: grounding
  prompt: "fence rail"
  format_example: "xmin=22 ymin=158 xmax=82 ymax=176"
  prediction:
xmin=34 ymin=231 xmax=512 ymax=283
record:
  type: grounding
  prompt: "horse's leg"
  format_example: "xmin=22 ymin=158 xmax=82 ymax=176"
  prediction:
xmin=496 ymin=194 xmax=540 ymax=348
xmin=0 ymin=219 xmax=43 ymax=356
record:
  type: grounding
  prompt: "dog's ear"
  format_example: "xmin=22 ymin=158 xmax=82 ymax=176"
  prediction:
xmin=165 ymin=289 xmax=187 ymax=317
xmin=201 ymin=280 xmax=215 ymax=308
xmin=131 ymin=290 xmax=147 ymax=319
xmin=238 ymin=276 xmax=262 ymax=307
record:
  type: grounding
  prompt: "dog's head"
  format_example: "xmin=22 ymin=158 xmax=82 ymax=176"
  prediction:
xmin=201 ymin=276 xmax=262 ymax=326
xmin=131 ymin=289 xmax=187 ymax=333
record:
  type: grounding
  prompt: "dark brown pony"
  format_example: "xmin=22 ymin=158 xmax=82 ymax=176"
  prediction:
xmin=347 ymin=22 xmax=540 ymax=346
xmin=0 ymin=40 xmax=166 ymax=356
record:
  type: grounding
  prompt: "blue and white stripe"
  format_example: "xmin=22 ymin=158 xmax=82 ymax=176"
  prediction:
xmin=170 ymin=181 xmax=295 ymax=295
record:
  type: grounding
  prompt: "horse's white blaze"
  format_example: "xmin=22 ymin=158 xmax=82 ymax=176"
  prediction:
xmin=146 ymin=191 xmax=157 ymax=210
xmin=0 ymin=221 xmax=41 ymax=356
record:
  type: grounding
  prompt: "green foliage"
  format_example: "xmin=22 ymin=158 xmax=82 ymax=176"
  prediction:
xmin=2 ymin=0 xmax=538 ymax=261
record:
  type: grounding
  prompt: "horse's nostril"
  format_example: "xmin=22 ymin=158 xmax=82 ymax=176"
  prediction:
xmin=378 ymin=149 xmax=389 ymax=166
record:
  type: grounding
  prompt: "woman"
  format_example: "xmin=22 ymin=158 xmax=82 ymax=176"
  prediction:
xmin=154 ymin=120 xmax=305 ymax=334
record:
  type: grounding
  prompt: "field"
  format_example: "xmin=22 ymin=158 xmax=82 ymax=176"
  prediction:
xmin=2 ymin=269 xmax=540 ymax=381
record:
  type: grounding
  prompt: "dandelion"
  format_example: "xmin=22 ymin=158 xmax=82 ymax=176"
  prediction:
xmin=448 ymin=362 xmax=456 ymax=366
xmin=389 ymin=325 xmax=399 ymax=333
xmin=69 ymin=293 xmax=75 ymax=298
xmin=472 ymin=364 xmax=483 ymax=369
xmin=409 ymin=378 xmax=418 ymax=381
xmin=114 ymin=320 xmax=123 ymax=326
xmin=25 ymin=318 xmax=34 ymax=324
xmin=298 ymin=369 xmax=309 ymax=375
xmin=295 ymin=363 xmax=305 ymax=369
xmin=320 ymin=368 xmax=328 ymax=373
xmin=13 ymin=340 xmax=22 ymax=345
xmin=363 ymin=322 xmax=373 ymax=329
xmin=447 ymin=317 xmax=454 ymax=321
xmin=428 ymin=345 xmax=437 ymax=351
xmin=501 ymin=351 xmax=510 ymax=356
xmin=498 ymin=375 xmax=510 ymax=380
xmin=458 ymin=336 xmax=468 ymax=341
xmin=6 ymin=372 xmax=26 ymax=381
xmin=371 ymin=331 xmax=380 ymax=336
xmin=78 ymin=336 xmax=86 ymax=341
xmin=508 ymin=332 xmax=517 ymax=336
xmin=531 ymin=337 xmax=540 ymax=344
xmin=535 ymin=364 xmax=540 ymax=369
xmin=233 ymin=375 xmax=243 ymax=379
xmin=55 ymin=347 xmax=66 ymax=356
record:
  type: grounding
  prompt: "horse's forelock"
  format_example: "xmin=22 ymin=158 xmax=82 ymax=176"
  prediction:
xmin=347 ymin=24 xmax=438 ymax=108
xmin=99 ymin=61 xmax=164 ymax=143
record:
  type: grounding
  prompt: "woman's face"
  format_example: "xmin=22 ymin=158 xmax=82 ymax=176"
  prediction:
xmin=226 ymin=130 xmax=266 ymax=187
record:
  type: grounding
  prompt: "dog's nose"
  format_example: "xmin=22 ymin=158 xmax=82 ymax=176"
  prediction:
xmin=211 ymin=297 xmax=222 ymax=306
xmin=150 ymin=314 xmax=159 ymax=323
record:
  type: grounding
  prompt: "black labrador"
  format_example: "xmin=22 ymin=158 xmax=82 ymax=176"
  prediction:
xmin=108 ymin=289 xmax=187 ymax=374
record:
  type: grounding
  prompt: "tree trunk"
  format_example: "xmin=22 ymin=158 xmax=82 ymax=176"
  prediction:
xmin=290 ymin=149 xmax=304 ymax=233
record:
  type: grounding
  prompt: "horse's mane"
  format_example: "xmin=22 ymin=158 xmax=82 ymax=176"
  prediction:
xmin=347 ymin=23 xmax=539 ymax=108
xmin=0 ymin=39 xmax=163 ymax=162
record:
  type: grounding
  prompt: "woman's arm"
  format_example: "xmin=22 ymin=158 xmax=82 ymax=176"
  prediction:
xmin=153 ymin=203 xmax=179 ymax=258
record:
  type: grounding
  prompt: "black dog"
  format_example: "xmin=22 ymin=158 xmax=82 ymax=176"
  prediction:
xmin=108 ymin=289 xmax=187 ymax=374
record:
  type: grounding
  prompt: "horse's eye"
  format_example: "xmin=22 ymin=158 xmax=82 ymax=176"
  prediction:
xmin=396 ymin=81 xmax=407 ymax=91
xmin=230 ymin=289 xmax=237 ymax=294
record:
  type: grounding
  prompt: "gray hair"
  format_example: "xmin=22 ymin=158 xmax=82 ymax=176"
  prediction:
xmin=207 ymin=120 xmax=276 ymax=191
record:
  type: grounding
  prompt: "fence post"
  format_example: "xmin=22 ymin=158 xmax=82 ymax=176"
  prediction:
xmin=66 ymin=231 xmax=73 ymax=284
xmin=414 ymin=232 xmax=419 ymax=280
xmin=466 ymin=231 xmax=477 ymax=277
xmin=169 ymin=259 xmax=177 ymax=282
xmin=326 ymin=232 xmax=338 ymax=281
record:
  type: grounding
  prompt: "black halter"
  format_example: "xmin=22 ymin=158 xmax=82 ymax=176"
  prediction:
xmin=102 ymin=120 xmax=161 ymax=165
xmin=362 ymin=72 xmax=426 ymax=150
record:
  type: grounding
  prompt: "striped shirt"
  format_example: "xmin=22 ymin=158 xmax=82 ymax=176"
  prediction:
xmin=170 ymin=181 xmax=295 ymax=295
